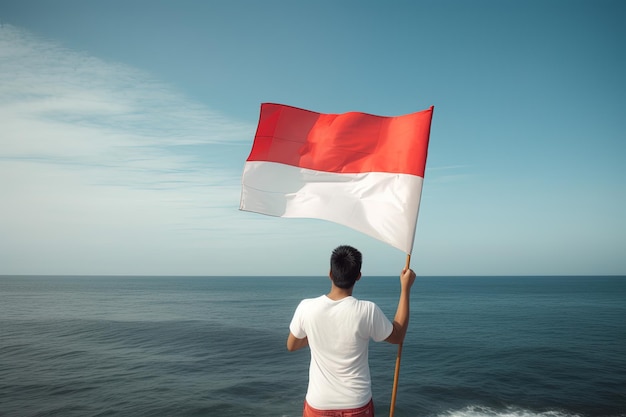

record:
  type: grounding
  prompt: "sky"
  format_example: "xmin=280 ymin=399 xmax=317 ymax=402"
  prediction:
xmin=0 ymin=0 xmax=624 ymax=276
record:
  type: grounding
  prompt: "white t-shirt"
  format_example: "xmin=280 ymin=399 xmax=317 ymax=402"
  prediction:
xmin=289 ymin=295 xmax=393 ymax=409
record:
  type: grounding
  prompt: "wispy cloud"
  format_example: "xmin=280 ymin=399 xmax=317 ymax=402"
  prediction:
xmin=0 ymin=25 xmax=254 ymax=274
xmin=0 ymin=25 xmax=250 ymax=172
xmin=426 ymin=165 xmax=472 ymax=184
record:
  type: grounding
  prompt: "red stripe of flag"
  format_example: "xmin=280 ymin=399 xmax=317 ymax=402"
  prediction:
xmin=246 ymin=103 xmax=434 ymax=177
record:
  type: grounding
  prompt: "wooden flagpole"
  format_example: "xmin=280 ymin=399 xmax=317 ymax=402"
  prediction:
xmin=389 ymin=253 xmax=411 ymax=417
xmin=388 ymin=342 xmax=403 ymax=417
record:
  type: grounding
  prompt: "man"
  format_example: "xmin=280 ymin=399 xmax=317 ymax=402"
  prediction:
xmin=287 ymin=245 xmax=416 ymax=417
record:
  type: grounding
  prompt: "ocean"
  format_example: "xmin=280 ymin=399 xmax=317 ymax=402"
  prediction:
xmin=0 ymin=275 xmax=624 ymax=417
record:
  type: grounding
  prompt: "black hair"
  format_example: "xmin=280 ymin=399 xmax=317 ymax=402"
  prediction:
xmin=330 ymin=245 xmax=362 ymax=289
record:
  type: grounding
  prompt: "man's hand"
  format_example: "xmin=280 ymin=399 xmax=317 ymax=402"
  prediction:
xmin=400 ymin=268 xmax=416 ymax=291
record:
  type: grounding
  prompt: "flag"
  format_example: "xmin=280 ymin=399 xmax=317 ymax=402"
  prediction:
xmin=240 ymin=103 xmax=434 ymax=254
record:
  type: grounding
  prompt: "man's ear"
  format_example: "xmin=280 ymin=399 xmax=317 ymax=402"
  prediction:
xmin=355 ymin=272 xmax=362 ymax=282
xmin=329 ymin=270 xmax=333 ymax=280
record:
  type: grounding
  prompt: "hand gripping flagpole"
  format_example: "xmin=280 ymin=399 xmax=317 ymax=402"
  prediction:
xmin=389 ymin=253 xmax=411 ymax=417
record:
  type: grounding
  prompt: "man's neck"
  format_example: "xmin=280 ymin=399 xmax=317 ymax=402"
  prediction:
xmin=327 ymin=284 xmax=353 ymax=301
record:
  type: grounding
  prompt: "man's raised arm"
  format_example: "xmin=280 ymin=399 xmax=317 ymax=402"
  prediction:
xmin=385 ymin=268 xmax=416 ymax=345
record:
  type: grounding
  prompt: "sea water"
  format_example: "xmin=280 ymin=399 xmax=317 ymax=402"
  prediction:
xmin=1 ymin=275 xmax=624 ymax=417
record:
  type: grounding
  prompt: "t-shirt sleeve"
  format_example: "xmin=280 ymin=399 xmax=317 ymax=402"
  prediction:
xmin=371 ymin=303 xmax=393 ymax=342
xmin=289 ymin=301 xmax=307 ymax=339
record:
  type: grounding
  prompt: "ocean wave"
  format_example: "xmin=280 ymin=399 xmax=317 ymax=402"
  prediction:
xmin=438 ymin=405 xmax=583 ymax=417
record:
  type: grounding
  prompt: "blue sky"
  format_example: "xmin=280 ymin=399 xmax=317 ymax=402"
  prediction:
xmin=1 ymin=0 xmax=624 ymax=276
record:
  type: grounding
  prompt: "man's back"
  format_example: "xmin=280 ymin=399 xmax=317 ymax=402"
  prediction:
xmin=289 ymin=295 xmax=392 ymax=409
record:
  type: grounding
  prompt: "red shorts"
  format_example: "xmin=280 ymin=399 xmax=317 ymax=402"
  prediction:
xmin=302 ymin=399 xmax=374 ymax=417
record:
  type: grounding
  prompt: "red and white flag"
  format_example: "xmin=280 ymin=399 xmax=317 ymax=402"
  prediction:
xmin=240 ymin=103 xmax=434 ymax=254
